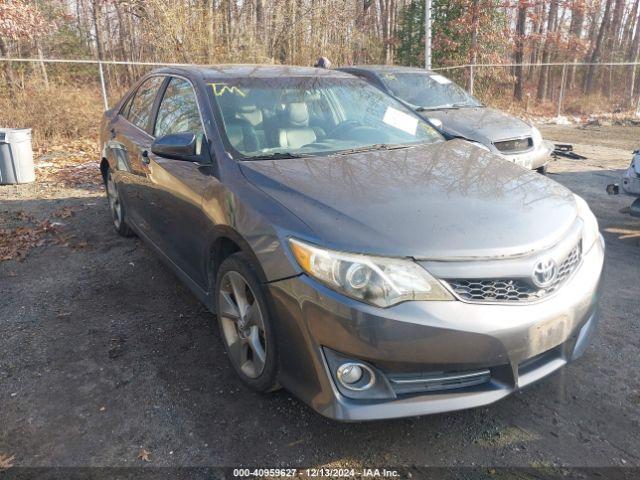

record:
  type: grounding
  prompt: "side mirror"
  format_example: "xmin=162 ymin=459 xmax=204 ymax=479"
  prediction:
xmin=427 ymin=117 xmax=444 ymax=130
xmin=151 ymin=132 xmax=204 ymax=162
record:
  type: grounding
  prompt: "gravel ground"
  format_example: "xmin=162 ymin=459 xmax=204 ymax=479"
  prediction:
xmin=0 ymin=125 xmax=639 ymax=472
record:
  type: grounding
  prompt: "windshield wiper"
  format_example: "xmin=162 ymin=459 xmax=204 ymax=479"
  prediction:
xmin=416 ymin=102 xmax=473 ymax=111
xmin=415 ymin=105 xmax=447 ymax=112
xmin=246 ymin=152 xmax=312 ymax=160
xmin=332 ymin=143 xmax=413 ymax=156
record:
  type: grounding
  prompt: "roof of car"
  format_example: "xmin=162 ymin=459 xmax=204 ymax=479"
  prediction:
xmin=154 ymin=64 xmax=354 ymax=80
xmin=341 ymin=65 xmax=435 ymax=75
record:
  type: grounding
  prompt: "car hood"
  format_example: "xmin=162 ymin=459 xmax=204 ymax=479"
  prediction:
xmin=240 ymin=140 xmax=577 ymax=260
xmin=423 ymin=107 xmax=533 ymax=144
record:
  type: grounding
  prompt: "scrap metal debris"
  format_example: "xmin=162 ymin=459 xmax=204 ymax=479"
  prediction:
xmin=621 ymin=149 xmax=640 ymax=196
xmin=552 ymin=143 xmax=587 ymax=160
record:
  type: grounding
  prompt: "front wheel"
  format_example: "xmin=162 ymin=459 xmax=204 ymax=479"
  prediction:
xmin=215 ymin=252 xmax=279 ymax=392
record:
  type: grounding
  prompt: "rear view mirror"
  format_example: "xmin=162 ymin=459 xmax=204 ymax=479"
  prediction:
xmin=152 ymin=132 xmax=204 ymax=162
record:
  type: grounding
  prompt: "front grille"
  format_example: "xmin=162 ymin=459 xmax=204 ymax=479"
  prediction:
xmin=446 ymin=242 xmax=582 ymax=303
xmin=388 ymin=369 xmax=491 ymax=396
xmin=494 ymin=137 xmax=533 ymax=153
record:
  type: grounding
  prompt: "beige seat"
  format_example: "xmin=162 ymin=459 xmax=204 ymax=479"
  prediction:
xmin=236 ymin=103 xmax=266 ymax=148
xmin=278 ymin=103 xmax=317 ymax=149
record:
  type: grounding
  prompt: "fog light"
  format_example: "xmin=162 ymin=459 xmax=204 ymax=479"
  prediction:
xmin=336 ymin=362 xmax=375 ymax=391
xmin=337 ymin=363 xmax=362 ymax=384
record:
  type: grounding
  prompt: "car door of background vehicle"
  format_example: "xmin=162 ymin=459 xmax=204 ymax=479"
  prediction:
xmin=143 ymin=76 xmax=215 ymax=290
xmin=108 ymin=75 xmax=165 ymax=233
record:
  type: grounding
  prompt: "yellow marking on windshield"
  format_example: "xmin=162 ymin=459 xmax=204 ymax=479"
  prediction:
xmin=209 ymin=83 xmax=246 ymax=97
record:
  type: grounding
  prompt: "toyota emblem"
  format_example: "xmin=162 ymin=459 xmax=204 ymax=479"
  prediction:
xmin=533 ymin=258 xmax=558 ymax=288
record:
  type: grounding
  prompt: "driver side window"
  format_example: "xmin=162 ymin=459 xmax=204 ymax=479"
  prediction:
xmin=154 ymin=77 xmax=204 ymax=138
xmin=126 ymin=76 xmax=164 ymax=131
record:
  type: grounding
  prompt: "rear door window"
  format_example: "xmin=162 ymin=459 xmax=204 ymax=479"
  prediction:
xmin=154 ymin=77 xmax=204 ymax=138
xmin=126 ymin=76 xmax=164 ymax=132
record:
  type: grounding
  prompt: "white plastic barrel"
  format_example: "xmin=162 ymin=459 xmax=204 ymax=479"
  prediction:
xmin=0 ymin=128 xmax=36 ymax=184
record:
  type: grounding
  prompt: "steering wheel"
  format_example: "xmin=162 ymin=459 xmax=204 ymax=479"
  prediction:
xmin=328 ymin=120 xmax=363 ymax=139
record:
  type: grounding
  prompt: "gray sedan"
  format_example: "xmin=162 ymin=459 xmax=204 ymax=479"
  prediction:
xmin=100 ymin=66 xmax=603 ymax=421
xmin=340 ymin=65 xmax=552 ymax=173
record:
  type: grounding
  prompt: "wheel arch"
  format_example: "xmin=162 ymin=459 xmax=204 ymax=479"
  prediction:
xmin=207 ymin=226 xmax=269 ymax=294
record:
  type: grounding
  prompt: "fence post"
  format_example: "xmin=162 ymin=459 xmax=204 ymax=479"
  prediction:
xmin=557 ymin=63 xmax=567 ymax=118
xmin=98 ymin=61 xmax=109 ymax=111
xmin=468 ymin=65 xmax=474 ymax=95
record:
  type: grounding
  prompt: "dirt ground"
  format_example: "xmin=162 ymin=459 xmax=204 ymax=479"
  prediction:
xmin=1 ymin=125 xmax=639 ymax=472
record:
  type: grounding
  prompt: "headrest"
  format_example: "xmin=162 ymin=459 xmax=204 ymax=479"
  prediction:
xmin=286 ymin=103 xmax=309 ymax=127
xmin=238 ymin=104 xmax=257 ymax=113
xmin=236 ymin=103 xmax=262 ymax=127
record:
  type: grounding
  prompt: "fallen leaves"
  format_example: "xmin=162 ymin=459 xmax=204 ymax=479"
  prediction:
xmin=0 ymin=208 xmax=91 ymax=262
xmin=137 ymin=447 xmax=151 ymax=462
xmin=0 ymin=212 xmax=57 ymax=262
xmin=34 ymin=138 xmax=102 ymax=189
xmin=0 ymin=453 xmax=15 ymax=472
xmin=53 ymin=207 xmax=75 ymax=219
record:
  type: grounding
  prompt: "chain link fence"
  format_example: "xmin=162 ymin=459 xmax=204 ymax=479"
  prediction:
xmin=0 ymin=57 xmax=639 ymax=146
xmin=434 ymin=62 xmax=640 ymax=119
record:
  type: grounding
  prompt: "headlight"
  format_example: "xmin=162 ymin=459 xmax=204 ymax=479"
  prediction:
xmin=574 ymin=194 xmax=599 ymax=253
xmin=289 ymin=238 xmax=453 ymax=307
xmin=531 ymin=126 xmax=543 ymax=146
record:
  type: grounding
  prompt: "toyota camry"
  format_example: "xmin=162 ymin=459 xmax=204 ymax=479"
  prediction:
xmin=99 ymin=66 xmax=604 ymax=421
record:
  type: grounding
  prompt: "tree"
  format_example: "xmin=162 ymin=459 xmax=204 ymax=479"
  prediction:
xmin=0 ymin=0 xmax=50 ymax=91
xmin=584 ymin=0 xmax=614 ymax=93
xmin=513 ymin=0 xmax=527 ymax=100
xmin=625 ymin=0 xmax=640 ymax=105
xmin=537 ymin=0 xmax=559 ymax=101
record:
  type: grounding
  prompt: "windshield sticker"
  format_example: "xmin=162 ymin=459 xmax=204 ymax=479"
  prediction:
xmin=382 ymin=107 xmax=418 ymax=135
xmin=429 ymin=74 xmax=452 ymax=85
xmin=209 ymin=83 xmax=246 ymax=97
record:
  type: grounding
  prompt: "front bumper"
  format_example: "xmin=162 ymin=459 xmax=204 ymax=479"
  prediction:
xmin=267 ymin=236 xmax=605 ymax=421
xmin=498 ymin=141 xmax=552 ymax=170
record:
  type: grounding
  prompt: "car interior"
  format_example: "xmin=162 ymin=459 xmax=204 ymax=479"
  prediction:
xmin=217 ymin=90 xmax=334 ymax=154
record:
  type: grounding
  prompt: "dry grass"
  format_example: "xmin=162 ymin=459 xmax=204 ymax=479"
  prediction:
xmin=562 ymin=93 xmax=635 ymax=116
xmin=0 ymin=83 xmax=102 ymax=148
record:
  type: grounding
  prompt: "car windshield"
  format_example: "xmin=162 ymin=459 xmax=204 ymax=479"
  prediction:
xmin=379 ymin=72 xmax=482 ymax=110
xmin=207 ymin=76 xmax=443 ymax=159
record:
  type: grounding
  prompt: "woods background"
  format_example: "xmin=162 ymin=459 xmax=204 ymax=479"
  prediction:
xmin=1 ymin=0 xmax=640 ymax=145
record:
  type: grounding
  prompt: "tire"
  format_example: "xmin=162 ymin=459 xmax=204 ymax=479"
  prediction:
xmin=536 ymin=164 xmax=548 ymax=175
xmin=105 ymin=168 xmax=135 ymax=237
xmin=215 ymin=252 xmax=279 ymax=392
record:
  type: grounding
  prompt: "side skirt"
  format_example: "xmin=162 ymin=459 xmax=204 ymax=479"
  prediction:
xmin=127 ymin=220 xmax=214 ymax=312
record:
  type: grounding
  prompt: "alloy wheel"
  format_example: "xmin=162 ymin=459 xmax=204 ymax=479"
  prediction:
xmin=218 ymin=271 xmax=267 ymax=379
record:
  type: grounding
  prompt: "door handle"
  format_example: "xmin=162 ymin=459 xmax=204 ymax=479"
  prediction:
xmin=141 ymin=150 xmax=150 ymax=165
